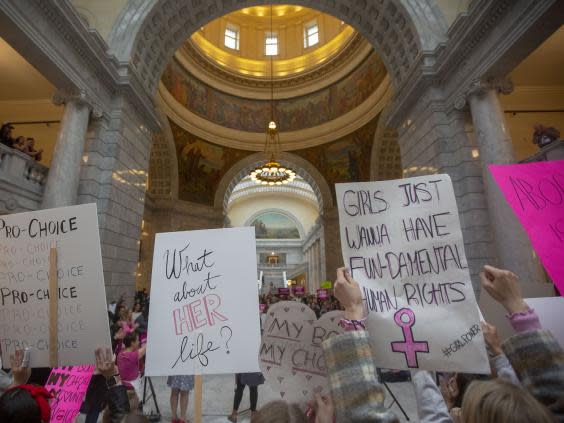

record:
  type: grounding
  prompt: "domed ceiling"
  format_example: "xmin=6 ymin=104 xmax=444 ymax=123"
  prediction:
xmin=190 ymin=5 xmax=356 ymax=79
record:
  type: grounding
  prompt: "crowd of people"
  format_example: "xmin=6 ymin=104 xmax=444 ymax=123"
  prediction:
xmin=260 ymin=289 xmax=342 ymax=318
xmin=0 ymin=264 xmax=563 ymax=423
xmin=0 ymin=123 xmax=44 ymax=162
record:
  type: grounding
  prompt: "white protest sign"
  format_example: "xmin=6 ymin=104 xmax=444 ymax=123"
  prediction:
xmin=336 ymin=174 xmax=489 ymax=373
xmin=145 ymin=227 xmax=261 ymax=376
xmin=259 ymin=302 xmax=343 ymax=404
xmin=524 ymin=297 xmax=564 ymax=348
xmin=0 ymin=204 xmax=111 ymax=366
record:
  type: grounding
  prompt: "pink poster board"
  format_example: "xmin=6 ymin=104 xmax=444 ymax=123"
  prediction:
xmin=489 ymin=161 xmax=564 ymax=293
xmin=317 ymin=288 xmax=328 ymax=299
xmin=292 ymin=286 xmax=305 ymax=295
xmin=44 ymin=365 xmax=95 ymax=423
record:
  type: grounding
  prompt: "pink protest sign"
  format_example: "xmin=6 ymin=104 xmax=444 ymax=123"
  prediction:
xmin=44 ymin=365 xmax=95 ymax=423
xmin=490 ymin=161 xmax=564 ymax=292
xmin=292 ymin=286 xmax=305 ymax=295
xmin=317 ymin=288 xmax=328 ymax=299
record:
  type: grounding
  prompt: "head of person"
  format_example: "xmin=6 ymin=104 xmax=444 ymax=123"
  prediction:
xmin=252 ymin=401 xmax=307 ymax=423
xmin=15 ymin=136 xmax=26 ymax=146
xmin=27 ymin=138 xmax=35 ymax=147
xmin=0 ymin=385 xmax=52 ymax=423
xmin=1 ymin=123 xmax=13 ymax=137
xmin=133 ymin=303 xmax=141 ymax=313
xmin=439 ymin=372 xmax=488 ymax=409
xmin=119 ymin=307 xmax=129 ymax=321
xmin=461 ymin=379 xmax=555 ymax=423
xmin=123 ymin=331 xmax=140 ymax=351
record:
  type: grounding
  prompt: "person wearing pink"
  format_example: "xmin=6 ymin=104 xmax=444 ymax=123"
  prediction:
xmin=116 ymin=331 xmax=146 ymax=407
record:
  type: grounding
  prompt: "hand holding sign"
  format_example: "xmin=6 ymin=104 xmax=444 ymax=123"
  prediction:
xmin=334 ymin=267 xmax=364 ymax=320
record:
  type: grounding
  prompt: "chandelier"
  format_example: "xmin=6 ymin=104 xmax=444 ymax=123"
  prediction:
xmin=249 ymin=3 xmax=295 ymax=186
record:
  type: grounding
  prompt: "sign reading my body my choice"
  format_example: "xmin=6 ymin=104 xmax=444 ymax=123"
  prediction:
xmin=336 ymin=175 xmax=489 ymax=373
xmin=0 ymin=204 xmax=111 ymax=366
xmin=145 ymin=227 xmax=261 ymax=376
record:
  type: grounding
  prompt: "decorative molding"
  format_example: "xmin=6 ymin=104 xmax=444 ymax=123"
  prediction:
xmin=52 ymin=89 xmax=104 ymax=119
xmin=177 ymin=33 xmax=373 ymax=99
xmin=453 ymin=76 xmax=514 ymax=111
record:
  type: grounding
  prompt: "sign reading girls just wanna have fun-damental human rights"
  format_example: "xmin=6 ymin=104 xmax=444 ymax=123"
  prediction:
xmin=336 ymin=174 xmax=489 ymax=373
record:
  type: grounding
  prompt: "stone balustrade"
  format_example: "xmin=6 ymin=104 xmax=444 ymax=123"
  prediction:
xmin=0 ymin=143 xmax=48 ymax=213
xmin=521 ymin=140 xmax=564 ymax=163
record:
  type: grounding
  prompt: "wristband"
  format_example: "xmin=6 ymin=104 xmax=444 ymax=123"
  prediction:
xmin=339 ymin=317 xmax=367 ymax=331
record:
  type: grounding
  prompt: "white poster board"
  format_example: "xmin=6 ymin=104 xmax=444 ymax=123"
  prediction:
xmin=524 ymin=297 xmax=564 ymax=348
xmin=0 ymin=204 xmax=111 ymax=366
xmin=145 ymin=227 xmax=261 ymax=376
xmin=336 ymin=175 xmax=489 ymax=373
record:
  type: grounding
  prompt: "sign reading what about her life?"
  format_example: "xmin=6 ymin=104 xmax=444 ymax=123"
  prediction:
xmin=336 ymin=174 xmax=489 ymax=373
xmin=0 ymin=203 xmax=111 ymax=366
xmin=145 ymin=227 xmax=262 ymax=376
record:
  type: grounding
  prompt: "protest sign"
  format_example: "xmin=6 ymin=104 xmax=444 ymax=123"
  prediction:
xmin=489 ymin=161 xmax=564 ymax=293
xmin=278 ymin=287 xmax=290 ymax=295
xmin=316 ymin=289 xmax=328 ymax=299
xmin=259 ymin=301 xmax=343 ymax=404
xmin=44 ymin=365 xmax=95 ymax=423
xmin=336 ymin=174 xmax=489 ymax=373
xmin=145 ymin=227 xmax=261 ymax=376
xmin=291 ymin=286 xmax=305 ymax=295
xmin=0 ymin=204 xmax=111 ymax=366
xmin=524 ymin=297 xmax=564 ymax=347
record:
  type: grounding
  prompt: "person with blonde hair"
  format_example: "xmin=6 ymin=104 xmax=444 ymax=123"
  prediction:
xmin=461 ymin=379 xmax=556 ymax=423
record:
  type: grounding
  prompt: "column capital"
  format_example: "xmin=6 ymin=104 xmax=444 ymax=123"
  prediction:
xmin=52 ymin=90 xmax=104 ymax=119
xmin=454 ymin=77 xmax=514 ymax=110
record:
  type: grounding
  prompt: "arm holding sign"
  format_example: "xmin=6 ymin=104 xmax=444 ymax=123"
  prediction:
xmin=95 ymin=348 xmax=130 ymax=423
xmin=321 ymin=268 xmax=397 ymax=422
xmin=8 ymin=349 xmax=31 ymax=388
xmin=481 ymin=322 xmax=520 ymax=386
xmin=481 ymin=265 xmax=564 ymax=418
xmin=410 ymin=370 xmax=453 ymax=423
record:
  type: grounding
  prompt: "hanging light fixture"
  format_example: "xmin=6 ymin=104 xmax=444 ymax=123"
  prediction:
xmin=249 ymin=3 xmax=295 ymax=186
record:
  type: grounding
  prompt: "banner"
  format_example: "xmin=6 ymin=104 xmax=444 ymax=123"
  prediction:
xmin=259 ymin=302 xmax=343 ymax=404
xmin=44 ymin=365 xmax=95 ymax=423
xmin=145 ymin=227 xmax=261 ymax=376
xmin=0 ymin=204 xmax=111 ymax=366
xmin=490 ymin=161 xmax=564 ymax=293
xmin=336 ymin=175 xmax=489 ymax=373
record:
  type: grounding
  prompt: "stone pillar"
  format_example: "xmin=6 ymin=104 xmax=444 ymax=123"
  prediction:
xmin=42 ymin=91 xmax=100 ymax=209
xmin=466 ymin=79 xmax=544 ymax=282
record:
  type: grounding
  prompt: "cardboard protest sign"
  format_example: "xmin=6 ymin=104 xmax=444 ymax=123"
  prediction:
xmin=145 ymin=227 xmax=261 ymax=376
xmin=336 ymin=174 xmax=489 ymax=373
xmin=259 ymin=302 xmax=343 ymax=404
xmin=489 ymin=161 xmax=564 ymax=293
xmin=0 ymin=204 xmax=111 ymax=366
xmin=524 ymin=297 xmax=564 ymax=347
xmin=44 ymin=365 xmax=95 ymax=423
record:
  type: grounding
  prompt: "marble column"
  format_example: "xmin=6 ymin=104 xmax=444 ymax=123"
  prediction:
xmin=42 ymin=91 xmax=100 ymax=209
xmin=466 ymin=79 xmax=544 ymax=283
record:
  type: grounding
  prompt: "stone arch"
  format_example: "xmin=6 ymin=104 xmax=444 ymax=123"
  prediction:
xmin=245 ymin=208 xmax=307 ymax=240
xmin=370 ymin=112 xmax=402 ymax=180
xmin=109 ymin=0 xmax=447 ymax=95
xmin=147 ymin=107 xmax=179 ymax=199
xmin=215 ymin=151 xmax=333 ymax=212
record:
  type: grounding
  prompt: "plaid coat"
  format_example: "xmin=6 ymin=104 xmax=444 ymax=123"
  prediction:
xmin=503 ymin=329 xmax=564 ymax=422
xmin=322 ymin=330 xmax=398 ymax=422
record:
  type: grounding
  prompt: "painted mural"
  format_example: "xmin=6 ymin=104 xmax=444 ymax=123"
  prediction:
xmin=251 ymin=212 xmax=301 ymax=239
xmin=170 ymin=117 xmax=385 ymax=205
xmin=295 ymin=118 xmax=378 ymax=191
xmin=161 ymin=52 xmax=386 ymax=132
xmin=170 ymin=120 xmax=252 ymax=204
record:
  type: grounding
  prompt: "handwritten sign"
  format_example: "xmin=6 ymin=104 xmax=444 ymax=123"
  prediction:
xmin=292 ymin=286 xmax=305 ymax=295
xmin=490 ymin=161 xmax=564 ymax=292
xmin=0 ymin=204 xmax=111 ymax=366
xmin=336 ymin=175 xmax=489 ymax=373
xmin=145 ymin=227 xmax=261 ymax=376
xmin=44 ymin=365 xmax=95 ymax=423
xmin=259 ymin=302 xmax=343 ymax=404
xmin=316 ymin=289 xmax=328 ymax=299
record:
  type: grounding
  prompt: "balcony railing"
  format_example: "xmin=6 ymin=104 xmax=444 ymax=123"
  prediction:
xmin=520 ymin=140 xmax=564 ymax=163
xmin=0 ymin=143 xmax=48 ymax=213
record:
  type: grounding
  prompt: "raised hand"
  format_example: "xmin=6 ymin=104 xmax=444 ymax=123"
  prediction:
xmin=95 ymin=347 xmax=117 ymax=379
xmin=481 ymin=321 xmax=503 ymax=356
xmin=480 ymin=265 xmax=528 ymax=314
xmin=334 ymin=267 xmax=364 ymax=320
xmin=10 ymin=349 xmax=31 ymax=387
